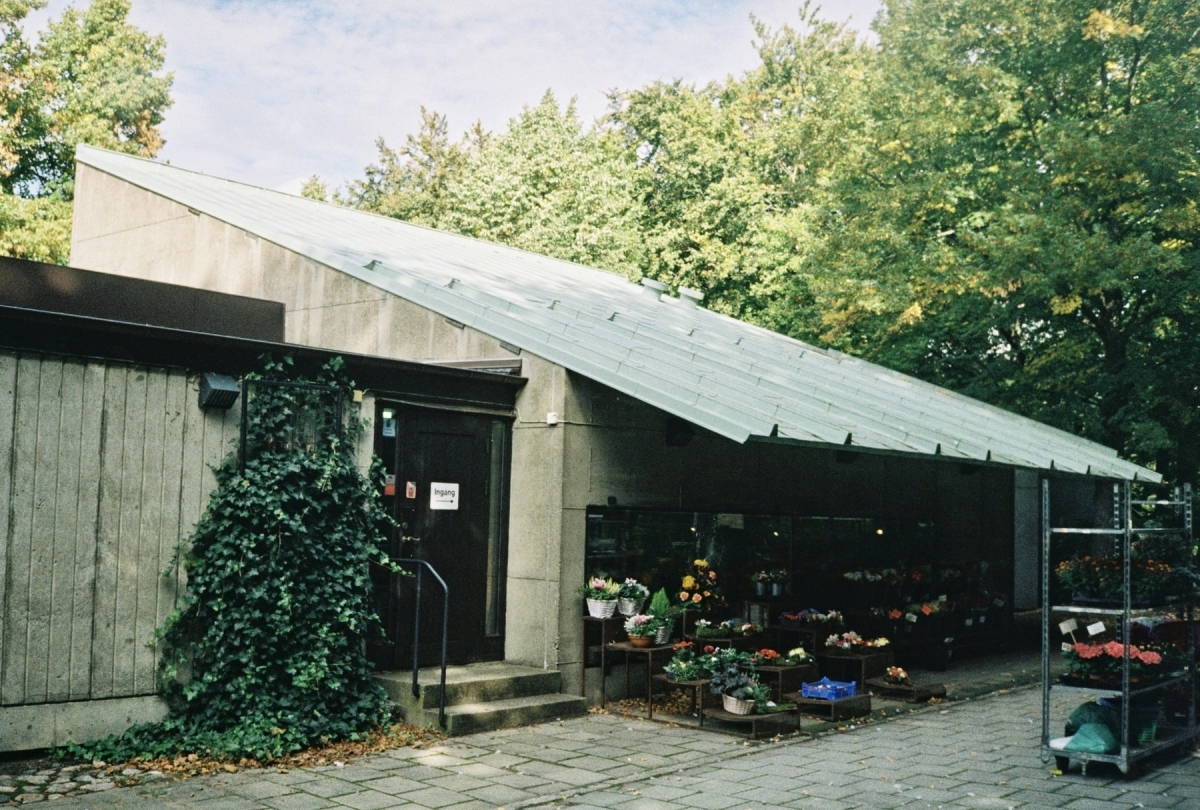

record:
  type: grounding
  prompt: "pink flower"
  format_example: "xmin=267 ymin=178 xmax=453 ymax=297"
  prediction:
xmin=703 ymin=645 xmax=715 ymax=654
xmin=1139 ymin=651 xmax=1162 ymax=665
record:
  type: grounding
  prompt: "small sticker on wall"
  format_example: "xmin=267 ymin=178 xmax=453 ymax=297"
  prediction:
xmin=405 ymin=481 xmax=417 ymax=499
xmin=384 ymin=475 xmax=396 ymax=496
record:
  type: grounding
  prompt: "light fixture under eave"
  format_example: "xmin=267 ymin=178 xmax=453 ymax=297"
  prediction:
xmin=198 ymin=373 xmax=239 ymax=410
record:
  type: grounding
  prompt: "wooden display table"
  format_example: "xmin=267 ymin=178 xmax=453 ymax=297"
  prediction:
xmin=704 ymin=707 xmax=800 ymax=739
xmin=582 ymin=615 xmax=626 ymax=705
xmin=607 ymin=641 xmax=674 ymax=709
xmin=651 ymin=674 xmax=709 ymax=724
xmin=816 ymin=648 xmax=895 ymax=687
xmin=749 ymin=663 xmax=819 ymax=703
xmin=863 ymin=677 xmax=946 ymax=703
xmin=783 ymin=691 xmax=871 ymax=721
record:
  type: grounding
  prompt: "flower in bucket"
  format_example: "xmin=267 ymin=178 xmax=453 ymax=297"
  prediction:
xmin=624 ymin=613 xmax=661 ymax=638
xmin=885 ymin=666 xmax=909 ymax=685
xmin=679 ymin=559 xmax=725 ymax=611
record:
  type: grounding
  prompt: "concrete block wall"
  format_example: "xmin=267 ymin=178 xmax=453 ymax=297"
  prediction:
xmin=71 ymin=165 xmax=572 ymax=674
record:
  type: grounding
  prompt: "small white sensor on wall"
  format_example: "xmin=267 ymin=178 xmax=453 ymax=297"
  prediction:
xmin=546 ymin=412 xmax=559 ymax=425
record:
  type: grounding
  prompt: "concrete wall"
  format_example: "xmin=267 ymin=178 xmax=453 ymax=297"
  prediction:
xmin=0 ymin=350 xmax=239 ymax=749
xmin=71 ymin=165 xmax=569 ymax=672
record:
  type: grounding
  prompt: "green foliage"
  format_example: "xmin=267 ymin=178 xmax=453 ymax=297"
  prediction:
xmin=337 ymin=0 xmax=1200 ymax=484
xmin=64 ymin=356 xmax=396 ymax=762
xmin=0 ymin=0 xmax=171 ymax=262
xmin=648 ymin=587 xmax=674 ymax=618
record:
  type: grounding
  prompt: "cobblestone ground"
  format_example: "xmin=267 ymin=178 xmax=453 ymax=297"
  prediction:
xmin=26 ymin=686 xmax=1200 ymax=810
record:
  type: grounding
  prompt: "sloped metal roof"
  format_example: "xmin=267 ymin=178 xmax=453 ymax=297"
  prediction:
xmin=76 ymin=144 xmax=1158 ymax=481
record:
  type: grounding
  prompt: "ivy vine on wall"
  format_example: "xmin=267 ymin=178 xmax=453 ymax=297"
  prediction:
xmin=64 ymin=356 xmax=399 ymax=761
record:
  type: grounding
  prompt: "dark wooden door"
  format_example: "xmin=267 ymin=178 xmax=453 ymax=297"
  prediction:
xmin=370 ymin=404 xmax=508 ymax=668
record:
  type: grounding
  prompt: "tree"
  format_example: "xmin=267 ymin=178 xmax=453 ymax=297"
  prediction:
xmin=0 ymin=0 xmax=172 ymax=263
xmin=808 ymin=0 xmax=1200 ymax=480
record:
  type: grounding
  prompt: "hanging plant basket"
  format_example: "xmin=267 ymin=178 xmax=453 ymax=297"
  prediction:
xmin=587 ymin=598 xmax=617 ymax=618
xmin=722 ymin=694 xmax=755 ymax=715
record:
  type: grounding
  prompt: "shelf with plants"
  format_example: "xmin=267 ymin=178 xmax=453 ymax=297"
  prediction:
xmin=1040 ymin=480 xmax=1197 ymax=776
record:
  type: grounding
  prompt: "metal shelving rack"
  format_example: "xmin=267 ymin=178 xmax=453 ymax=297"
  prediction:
xmin=1041 ymin=480 xmax=1197 ymax=775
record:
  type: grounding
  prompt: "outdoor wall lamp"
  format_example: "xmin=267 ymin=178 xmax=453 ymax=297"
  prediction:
xmin=198 ymin=373 xmax=240 ymax=410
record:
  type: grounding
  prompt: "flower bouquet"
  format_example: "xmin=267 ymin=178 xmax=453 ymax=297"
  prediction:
xmin=679 ymin=559 xmax=725 ymax=612
xmin=752 ymin=571 xmax=771 ymax=596
xmin=618 ymin=578 xmax=651 ymax=616
xmin=884 ymin=666 xmax=909 ymax=685
xmin=624 ymin=613 xmax=663 ymax=647
xmin=579 ymin=577 xmax=621 ymax=617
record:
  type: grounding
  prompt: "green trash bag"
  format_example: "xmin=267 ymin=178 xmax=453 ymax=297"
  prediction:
xmin=1064 ymin=722 xmax=1118 ymax=754
xmin=1066 ymin=701 xmax=1117 ymax=736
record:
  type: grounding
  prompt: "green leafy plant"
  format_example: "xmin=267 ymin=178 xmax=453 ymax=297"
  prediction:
xmin=60 ymin=356 xmax=397 ymax=762
xmin=648 ymin=587 xmax=676 ymax=619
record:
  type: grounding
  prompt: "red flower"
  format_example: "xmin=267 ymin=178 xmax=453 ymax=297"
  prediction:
xmin=1103 ymin=641 xmax=1128 ymax=659
xmin=1073 ymin=643 xmax=1103 ymax=660
xmin=703 ymin=645 xmax=715 ymax=654
xmin=1139 ymin=650 xmax=1162 ymax=665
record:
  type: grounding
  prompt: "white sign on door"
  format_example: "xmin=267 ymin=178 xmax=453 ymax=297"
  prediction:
xmin=429 ymin=482 xmax=459 ymax=510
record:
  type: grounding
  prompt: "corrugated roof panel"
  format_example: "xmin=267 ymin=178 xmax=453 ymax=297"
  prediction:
xmin=75 ymin=145 xmax=1160 ymax=482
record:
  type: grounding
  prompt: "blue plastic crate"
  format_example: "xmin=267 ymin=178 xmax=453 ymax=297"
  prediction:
xmin=801 ymin=677 xmax=857 ymax=700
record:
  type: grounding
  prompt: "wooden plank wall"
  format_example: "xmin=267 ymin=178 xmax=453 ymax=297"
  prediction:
xmin=0 ymin=350 xmax=239 ymax=706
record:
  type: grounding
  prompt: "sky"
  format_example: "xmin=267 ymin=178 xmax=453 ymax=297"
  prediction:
xmin=32 ymin=1 xmax=883 ymax=193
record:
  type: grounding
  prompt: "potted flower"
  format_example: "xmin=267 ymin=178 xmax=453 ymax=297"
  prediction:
xmin=1062 ymin=641 xmax=1180 ymax=686
xmin=824 ymin=631 xmax=890 ymax=654
xmin=695 ymin=619 xmax=760 ymax=639
xmin=624 ymin=614 xmax=662 ymax=647
xmin=579 ymin=577 xmax=620 ymax=618
xmin=770 ymin=569 xmax=789 ymax=597
xmin=884 ymin=666 xmax=909 ymax=685
xmin=647 ymin=588 xmax=678 ymax=644
xmin=1055 ymin=556 xmax=1178 ymax=604
xmin=664 ymin=641 xmax=705 ymax=681
xmin=618 ymin=579 xmax=651 ymax=616
xmin=709 ymin=660 xmax=759 ymax=715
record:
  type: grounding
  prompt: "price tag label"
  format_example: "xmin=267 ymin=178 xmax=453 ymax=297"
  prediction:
xmin=921 ymin=605 xmax=933 ymax=616
xmin=905 ymin=613 xmax=919 ymax=623
xmin=889 ymin=609 xmax=903 ymax=620
xmin=1058 ymin=619 xmax=1079 ymax=635
xmin=1062 ymin=642 xmax=1074 ymax=652
xmin=938 ymin=594 xmax=947 ymax=603
xmin=979 ymin=615 xmax=986 ymax=624
xmin=965 ymin=618 xmax=974 ymax=627
xmin=994 ymin=597 xmax=1006 ymax=607
xmin=1087 ymin=621 xmax=1106 ymax=636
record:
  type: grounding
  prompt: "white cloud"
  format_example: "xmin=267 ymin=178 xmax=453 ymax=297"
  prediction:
xmin=32 ymin=0 xmax=883 ymax=192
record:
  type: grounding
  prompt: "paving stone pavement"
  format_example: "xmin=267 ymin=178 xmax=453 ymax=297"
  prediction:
xmin=31 ymin=686 xmax=1200 ymax=810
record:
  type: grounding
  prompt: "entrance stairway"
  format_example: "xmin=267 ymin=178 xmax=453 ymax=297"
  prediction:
xmin=375 ymin=662 xmax=587 ymax=736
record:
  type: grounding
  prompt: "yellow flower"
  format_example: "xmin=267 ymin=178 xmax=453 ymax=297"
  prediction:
xmin=703 ymin=591 xmax=711 ymax=597
xmin=681 ymin=575 xmax=697 ymax=590
xmin=694 ymin=559 xmax=708 ymax=568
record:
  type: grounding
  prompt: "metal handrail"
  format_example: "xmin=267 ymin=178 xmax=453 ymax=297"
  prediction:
xmin=393 ymin=558 xmax=449 ymax=728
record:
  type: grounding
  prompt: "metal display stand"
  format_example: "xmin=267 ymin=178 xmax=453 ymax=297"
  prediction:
xmin=1041 ymin=480 xmax=1197 ymax=775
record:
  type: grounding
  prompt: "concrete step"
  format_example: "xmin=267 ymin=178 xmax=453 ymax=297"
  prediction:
xmin=375 ymin=662 xmax=584 ymax=736
xmin=434 ymin=693 xmax=588 ymax=736
xmin=375 ymin=662 xmax=563 ymax=709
